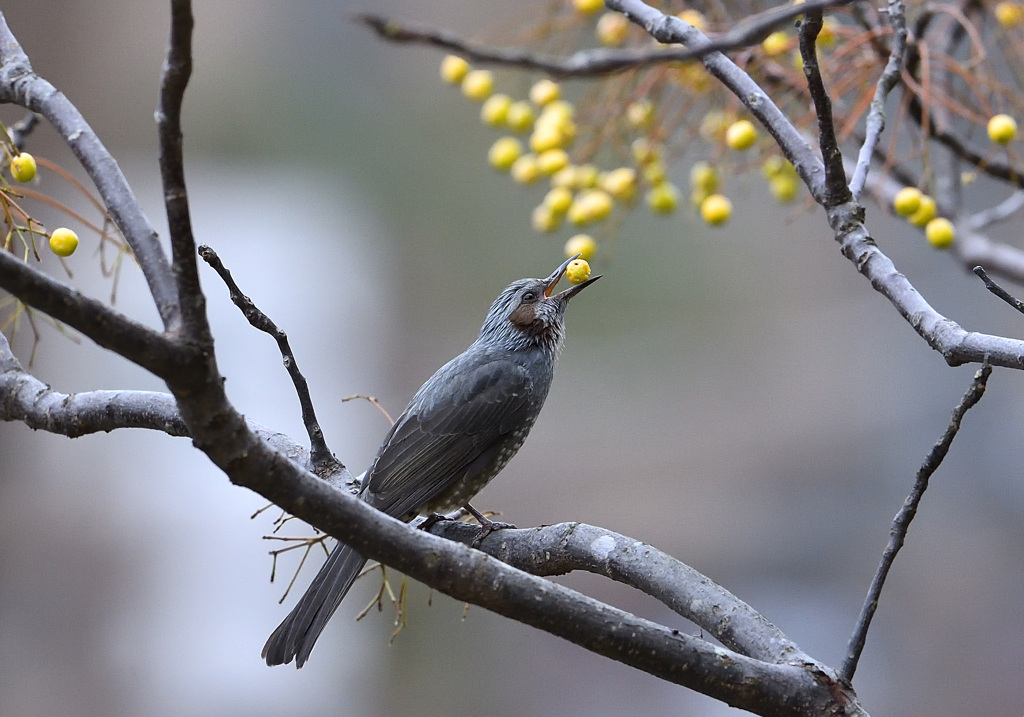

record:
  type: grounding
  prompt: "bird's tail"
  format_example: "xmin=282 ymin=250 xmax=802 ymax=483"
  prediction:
xmin=262 ymin=543 xmax=368 ymax=667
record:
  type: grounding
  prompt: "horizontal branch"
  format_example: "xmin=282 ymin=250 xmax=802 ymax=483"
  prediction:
xmin=357 ymin=0 xmax=855 ymax=79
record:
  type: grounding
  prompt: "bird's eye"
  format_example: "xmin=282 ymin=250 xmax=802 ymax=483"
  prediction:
xmin=522 ymin=291 xmax=537 ymax=302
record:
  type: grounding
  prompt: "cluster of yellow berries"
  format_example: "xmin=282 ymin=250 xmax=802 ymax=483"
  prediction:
xmin=5 ymin=151 xmax=80 ymax=256
xmin=893 ymin=187 xmax=952 ymax=248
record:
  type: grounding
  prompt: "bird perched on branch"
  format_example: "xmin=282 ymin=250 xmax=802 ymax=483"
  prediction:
xmin=263 ymin=255 xmax=600 ymax=667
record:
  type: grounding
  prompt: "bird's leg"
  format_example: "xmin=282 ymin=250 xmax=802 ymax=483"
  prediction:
xmin=464 ymin=503 xmax=516 ymax=547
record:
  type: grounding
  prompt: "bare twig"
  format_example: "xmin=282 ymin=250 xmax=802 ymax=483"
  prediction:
xmin=198 ymin=244 xmax=346 ymax=480
xmin=356 ymin=0 xmax=856 ymax=79
xmin=840 ymin=362 xmax=992 ymax=682
xmin=973 ymin=266 xmax=1024 ymax=316
xmin=849 ymin=0 xmax=908 ymax=199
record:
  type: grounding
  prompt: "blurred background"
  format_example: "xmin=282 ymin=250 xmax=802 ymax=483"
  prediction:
xmin=1 ymin=1 xmax=1023 ymax=715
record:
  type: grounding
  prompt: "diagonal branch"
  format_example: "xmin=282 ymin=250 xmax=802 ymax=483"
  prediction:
xmin=0 ymin=11 xmax=180 ymax=330
xmin=840 ymin=363 xmax=992 ymax=682
xmin=849 ymin=0 xmax=907 ymax=199
xmin=356 ymin=0 xmax=856 ymax=79
xmin=199 ymin=244 xmax=344 ymax=479
xmin=0 ymin=249 xmax=193 ymax=376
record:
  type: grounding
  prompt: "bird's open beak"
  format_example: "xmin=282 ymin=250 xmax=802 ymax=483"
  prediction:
xmin=543 ymin=254 xmax=602 ymax=300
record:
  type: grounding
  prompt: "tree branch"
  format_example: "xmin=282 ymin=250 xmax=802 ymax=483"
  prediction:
xmin=199 ymin=243 xmax=345 ymax=479
xmin=840 ymin=362 xmax=992 ymax=681
xmin=355 ymin=0 xmax=856 ymax=79
xmin=156 ymin=0 xmax=209 ymax=346
xmin=0 ymin=11 xmax=180 ymax=329
xmin=426 ymin=520 xmax=816 ymax=667
xmin=849 ymin=0 xmax=907 ymax=200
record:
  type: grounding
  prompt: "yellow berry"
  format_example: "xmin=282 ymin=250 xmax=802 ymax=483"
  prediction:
xmin=689 ymin=161 xmax=719 ymax=195
xmin=676 ymin=9 xmax=706 ymax=31
xmin=700 ymin=194 xmax=732 ymax=225
xmin=530 ymin=123 xmax=565 ymax=153
xmin=49 ymin=227 xmax=79 ymax=257
xmin=567 ymin=189 xmax=614 ymax=225
xmin=550 ymin=166 xmax=578 ymax=189
xmin=505 ymin=101 xmax=535 ymax=132
xmin=631 ymin=138 xmax=660 ymax=165
xmin=531 ymin=204 xmax=561 ymax=233
xmin=461 ymin=70 xmax=494 ymax=101
xmin=537 ymin=148 xmax=570 ymax=175
xmin=988 ymin=113 xmax=1017 ymax=144
xmin=769 ymin=175 xmax=798 ymax=203
xmin=762 ymin=31 xmax=790 ymax=56
xmin=725 ymin=119 xmax=758 ymax=150
xmin=529 ymin=79 xmax=561 ymax=106
xmin=641 ymin=160 xmax=667 ymax=185
xmin=564 ymin=234 xmax=598 ymax=261
xmin=544 ymin=186 xmax=574 ymax=214
xmin=646 ymin=182 xmax=680 ymax=214
xmin=996 ymin=1 xmax=1024 ymax=26
xmin=925 ymin=217 xmax=955 ymax=249
xmin=893 ymin=187 xmax=923 ymax=217
xmin=698 ymin=110 xmax=730 ymax=141
xmin=10 ymin=152 xmax=37 ymax=183
xmin=440 ymin=55 xmax=470 ymax=84
xmin=907 ymin=195 xmax=936 ymax=227
xmin=573 ymin=0 xmax=604 ymax=15
xmin=596 ymin=12 xmax=630 ymax=46
xmin=480 ymin=94 xmax=512 ymax=126
xmin=488 ymin=137 xmax=523 ymax=171
xmin=574 ymin=164 xmax=599 ymax=188
xmin=626 ymin=100 xmax=654 ymax=129
xmin=565 ymin=259 xmax=592 ymax=285
xmin=510 ymin=154 xmax=541 ymax=184
xmin=761 ymin=156 xmax=787 ymax=178
xmin=599 ymin=167 xmax=637 ymax=201
xmin=817 ymin=17 xmax=838 ymax=47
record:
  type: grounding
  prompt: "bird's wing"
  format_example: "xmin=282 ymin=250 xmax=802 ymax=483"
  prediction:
xmin=365 ymin=354 xmax=536 ymax=517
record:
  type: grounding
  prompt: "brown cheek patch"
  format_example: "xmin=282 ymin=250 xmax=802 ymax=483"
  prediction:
xmin=508 ymin=303 xmax=536 ymax=328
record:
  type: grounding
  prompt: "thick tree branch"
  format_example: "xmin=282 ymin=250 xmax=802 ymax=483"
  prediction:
xmin=0 ymin=11 xmax=180 ymax=329
xmin=840 ymin=363 xmax=992 ymax=681
xmin=798 ymin=10 xmax=851 ymax=206
xmin=156 ymin=0 xmax=209 ymax=346
xmin=356 ymin=0 xmax=855 ymax=79
xmin=0 ymin=249 xmax=193 ymax=376
xmin=427 ymin=520 xmax=816 ymax=667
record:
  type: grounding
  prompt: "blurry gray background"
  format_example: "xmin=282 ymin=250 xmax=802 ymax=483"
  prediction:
xmin=1 ymin=1 xmax=1023 ymax=715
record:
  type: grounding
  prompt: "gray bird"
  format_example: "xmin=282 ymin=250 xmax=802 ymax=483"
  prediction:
xmin=263 ymin=255 xmax=599 ymax=667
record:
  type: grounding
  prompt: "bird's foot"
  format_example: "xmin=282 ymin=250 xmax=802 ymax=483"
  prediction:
xmin=418 ymin=512 xmax=452 ymax=532
xmin=464 ymin=504 xmax=516 ymax=547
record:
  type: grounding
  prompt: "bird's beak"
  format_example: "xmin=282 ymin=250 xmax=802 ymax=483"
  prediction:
xmin=543 ymin=254 xmax=602 ymax=300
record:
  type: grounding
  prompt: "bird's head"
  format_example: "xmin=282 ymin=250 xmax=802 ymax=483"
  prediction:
xmin=478 ymin=255 xmax=600 ymax=353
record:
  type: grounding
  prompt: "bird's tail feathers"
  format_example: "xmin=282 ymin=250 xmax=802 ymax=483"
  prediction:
xmin=262 ymin=544 xmax=368 ymax=667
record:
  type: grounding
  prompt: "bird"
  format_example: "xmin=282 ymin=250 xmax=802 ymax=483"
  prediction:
xmin=262 ymin=255 xmax=600 ymax=667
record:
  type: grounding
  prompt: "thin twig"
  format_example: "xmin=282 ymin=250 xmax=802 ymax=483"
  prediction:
xmin=840 ymin=362 xmax=993 ymax=682
xmin=973 ymin=266 xmax=1024 ymax=315
xmin=197 ymin=244 xmax=345 ymax=479
xmin=356 ymin=0 xmax=856 ymax=79
xmin=849 ymin=0 xmax=908 ymax=199
xmin=7 ymin=111 xmax=38 ymax=151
